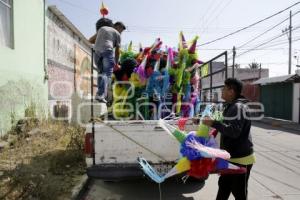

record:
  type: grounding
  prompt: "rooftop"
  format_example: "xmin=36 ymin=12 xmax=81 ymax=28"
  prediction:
xmin=48 ymin=6 xmax=91 ymax=48
xmin=252 ymin=74 xmax=300 ymax=85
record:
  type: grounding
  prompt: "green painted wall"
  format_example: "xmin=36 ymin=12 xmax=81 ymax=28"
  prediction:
xmin=0 ymin=0 xmax=47 ymax=135
xmin=261 ymin=83 xmax=293 ymax=120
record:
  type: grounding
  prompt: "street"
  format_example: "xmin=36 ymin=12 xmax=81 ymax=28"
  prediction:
xmin=83 ymin=122 xmax=300 ymax=200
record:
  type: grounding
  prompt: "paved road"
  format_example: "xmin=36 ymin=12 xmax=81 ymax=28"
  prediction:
xmin=83 ymin=122 xmax=300 ymax=200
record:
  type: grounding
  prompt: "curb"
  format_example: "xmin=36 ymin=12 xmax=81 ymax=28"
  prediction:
xmin=71 ymin=175 xmax=90 ymax=200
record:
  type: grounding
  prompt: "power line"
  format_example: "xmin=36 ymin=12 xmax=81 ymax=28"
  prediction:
xmin=125 ymin=26 xmax=272 ymax=34
xmin=198 ymin=48 xmax=288 ymax=51
xmin=262 ymin=36 xmax=300 ymax=49
xmin=231 ymin=38 xmax=300 ymax=62
xmin=199 ymin=0 xmax=233 ymax=35
xmin=237 ymin=10 xmax=300 ymax=49
xmin=193 ymin=0 xmax=220 ymax=33
xmin=197 ymin=1 xmax=300 ymax=47
xmin=128 ymin=25 xmax=274 ymax=31
xmin=238 ymin=62 xmax=288 ymax=65
xmin=235 ymin=34 xmax=286 ymax=58
xmin=235 ymin=25 xmax=300 ymax=58
xmin=249 ymin=28 xmax=300 ymax=48
xmin=227 ymin=27 xmax=300 ymax=61
xmin=199 ymin=0 xmax=232 ymax=35
xmin=50 ymin=0 xmax=95 ymax=14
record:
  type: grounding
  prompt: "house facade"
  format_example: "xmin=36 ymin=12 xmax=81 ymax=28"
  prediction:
xmin=0 ymin=0 xmax=47 ymax=135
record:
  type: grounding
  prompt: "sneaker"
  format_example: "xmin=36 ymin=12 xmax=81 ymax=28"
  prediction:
xmin=95 ymin=96 xmax=107 ymax=103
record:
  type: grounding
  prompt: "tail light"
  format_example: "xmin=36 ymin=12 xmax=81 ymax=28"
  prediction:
xmin=84 ymin=133 xmax=94 ymax=157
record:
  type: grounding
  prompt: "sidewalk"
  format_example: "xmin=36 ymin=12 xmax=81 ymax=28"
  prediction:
xmin=254 ymin=117 xmax=300 ymax=132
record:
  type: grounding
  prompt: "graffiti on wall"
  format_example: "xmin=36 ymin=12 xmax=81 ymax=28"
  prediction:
xmin=75 ymin=45 xmax=94 ymax=98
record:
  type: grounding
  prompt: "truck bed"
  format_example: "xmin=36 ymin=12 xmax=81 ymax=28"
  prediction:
xmin=86 ymin=120 xmax=197 ymax=179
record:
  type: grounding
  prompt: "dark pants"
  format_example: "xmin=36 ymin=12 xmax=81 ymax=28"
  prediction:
xmin=216 ymin=164 xmax=253 ymax=200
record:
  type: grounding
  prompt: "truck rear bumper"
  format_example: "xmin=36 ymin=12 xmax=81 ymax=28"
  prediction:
xmin=87 ymin=163 xmax=144 ymax=181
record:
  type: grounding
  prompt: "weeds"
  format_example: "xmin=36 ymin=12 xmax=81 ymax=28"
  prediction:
xmin=0 ymin=120 xmax=86 ymax=200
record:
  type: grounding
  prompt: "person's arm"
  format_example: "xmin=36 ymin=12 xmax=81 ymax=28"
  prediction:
xmin=114 ymin=33 xmax=121 ymax=70
xmin=89 ymin=33 xmax=97 ymax=44
xmin=202 ymin=104 xmax=245 ymax=139
xmin=113 ymin=46 xmax=121 ymax=71
xmin=115 ymin=46 xmax=120 ymax=64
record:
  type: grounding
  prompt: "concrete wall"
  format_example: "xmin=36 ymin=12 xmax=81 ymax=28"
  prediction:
xmin=201 ymin=66 xmax=269 ymax=102
xmin=202 ymin=66 xmax=269 ymax=89
xmin=46 ymin=8 xmax=91 ymax=122
xmin=0 ymin=0 xmax=47 ymax=135
xmin=293 ymin=83 xmax=300 ymax=123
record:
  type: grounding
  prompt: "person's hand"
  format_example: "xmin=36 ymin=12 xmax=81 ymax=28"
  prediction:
xmin=202 ymin=116 xmax=214 ymax=127
xmin=113 ymin=64 xmax=121 ymax=71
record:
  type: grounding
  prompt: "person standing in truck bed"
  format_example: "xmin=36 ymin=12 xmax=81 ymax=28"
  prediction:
xmin=93 ymin=21 xmax=126 ymax=104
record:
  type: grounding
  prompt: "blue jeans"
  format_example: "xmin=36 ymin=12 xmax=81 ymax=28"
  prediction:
xmin=94 ymin=50 xmax=115 ymax=99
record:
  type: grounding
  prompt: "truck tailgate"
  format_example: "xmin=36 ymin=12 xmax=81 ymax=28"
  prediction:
xmin=88 ymin=120 xmax=185 ymax=164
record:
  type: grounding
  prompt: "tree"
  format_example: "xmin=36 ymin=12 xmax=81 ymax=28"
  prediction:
xmin=248 ymin=62 xmax=261 ymax=69
xmin=234 ymin=64 xmax=240 ymax=69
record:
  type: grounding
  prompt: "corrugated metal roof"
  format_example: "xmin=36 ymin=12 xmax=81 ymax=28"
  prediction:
xmin=252 ymin=74 xmax=300 ymax=85
xmin=48 ymin=6 xmax=91 ymax=48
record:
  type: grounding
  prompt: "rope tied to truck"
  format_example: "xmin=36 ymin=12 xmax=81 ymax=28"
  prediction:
xmin=92 ymin=117 xmax=168 ymax=162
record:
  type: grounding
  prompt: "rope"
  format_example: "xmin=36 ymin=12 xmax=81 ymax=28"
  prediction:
xmin=93 ymin=118 xmax=168 ymax=161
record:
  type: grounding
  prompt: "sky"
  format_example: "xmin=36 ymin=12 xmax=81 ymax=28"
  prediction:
xmin=46 ymin=0 xmax=300 ymax=77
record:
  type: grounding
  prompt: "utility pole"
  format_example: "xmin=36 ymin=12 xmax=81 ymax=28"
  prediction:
xmin=259 ymin=63 xmax=262 ymax=78
xmin=289 ymin=10 xmax=292 ymax=74
xmin=232 ymin=46 xmax=236 ymax=78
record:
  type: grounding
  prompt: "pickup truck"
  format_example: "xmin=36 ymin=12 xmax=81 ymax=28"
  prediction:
xmin=84 ymin=50 xmax=228 ymax=181
xmin=84 ymin=114 xmax=198 ymax=181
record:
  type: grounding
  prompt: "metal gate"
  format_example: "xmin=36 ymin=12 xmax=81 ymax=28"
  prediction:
xmin=199 ymin=51 xmax=228 ymax=104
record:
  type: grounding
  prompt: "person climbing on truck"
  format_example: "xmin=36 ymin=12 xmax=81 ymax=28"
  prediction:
xmin=93 ymin=21 xmax=126 ymax=103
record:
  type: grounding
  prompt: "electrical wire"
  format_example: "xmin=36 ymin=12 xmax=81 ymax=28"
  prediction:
xmin=193 ymin=0 xmax=219 ymax=33
xmin=199 ymin=0 xmax=233 ymax=35
xmin=227 ymin=27 xmax=300 ymax=61
xmin=262 ymin=36 xmax=300 ymax=49
xmin=236 ymin=25 xmax=300 ymax=58
xmin=237 ymin=10 xmax=300 ymax=49
xmin=197 ymin=1 xmax=300 ymax=47
xmin=50 ymin=0 xmax=95 ymax=14
xmin=199 ymin=0 xmax=229 ymax=34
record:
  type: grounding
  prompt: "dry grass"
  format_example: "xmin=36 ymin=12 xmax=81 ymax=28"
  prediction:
xmin=0 ymin=119 xmax=86 ymax=200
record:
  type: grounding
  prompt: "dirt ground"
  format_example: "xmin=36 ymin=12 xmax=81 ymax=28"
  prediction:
xmin=0 ymin=119 xmax=86 ymax=200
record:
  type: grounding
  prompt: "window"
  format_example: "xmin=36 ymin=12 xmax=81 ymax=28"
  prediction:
xmin=0 ymin=0 xmax=13 ymax=48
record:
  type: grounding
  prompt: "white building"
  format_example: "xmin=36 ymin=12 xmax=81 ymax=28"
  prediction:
xmin=201 ymin=63 xmax=269 ymax=102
